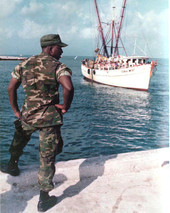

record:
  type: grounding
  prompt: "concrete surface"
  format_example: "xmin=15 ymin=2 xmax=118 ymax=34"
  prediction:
xmin=0 ymin=147 xmax=170 ymax=213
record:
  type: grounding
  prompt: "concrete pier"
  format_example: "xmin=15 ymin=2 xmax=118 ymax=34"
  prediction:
xmin=0 ymin=148 xmax=169 ymax=213
xmin=0 ymin=56 xmax=27 ymax=60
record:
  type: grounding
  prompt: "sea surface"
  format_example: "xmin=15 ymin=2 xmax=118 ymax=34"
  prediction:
xmin=0 ymin=56 xmax=169 ymax=166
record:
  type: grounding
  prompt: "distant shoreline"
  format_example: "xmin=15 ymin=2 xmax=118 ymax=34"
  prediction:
xmin=0 ymin=56 xmax=27 ymax=61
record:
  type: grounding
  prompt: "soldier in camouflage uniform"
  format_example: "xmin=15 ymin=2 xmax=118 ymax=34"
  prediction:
xmin=5 ymin=34 xmax=74 ymax=212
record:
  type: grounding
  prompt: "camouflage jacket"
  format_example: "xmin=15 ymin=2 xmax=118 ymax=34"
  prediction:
xmin=11 ymin=53 xmax=72 ymax=127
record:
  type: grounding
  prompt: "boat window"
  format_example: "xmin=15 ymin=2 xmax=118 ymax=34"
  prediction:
xmin=88 ymin=69 xmax=90 ymax=74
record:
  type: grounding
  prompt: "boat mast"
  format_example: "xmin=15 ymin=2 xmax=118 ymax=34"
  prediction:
xmin=111 ymin=6 xmax=116 ymax=56
xmin=114 ymin=0 xmax=127 ymax=56
xmin=110 ymin=20 xmax=114 ymax=56
xmin=94 ymin=0 xmax=109 ymax=58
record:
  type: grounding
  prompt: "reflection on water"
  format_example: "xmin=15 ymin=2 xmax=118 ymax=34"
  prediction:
xmin=0 ymin=57 xmax=169 ymax=166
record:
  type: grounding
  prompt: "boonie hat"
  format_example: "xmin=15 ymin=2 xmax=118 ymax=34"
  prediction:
xmin=40 ymin=34 xmax=68 ymax=48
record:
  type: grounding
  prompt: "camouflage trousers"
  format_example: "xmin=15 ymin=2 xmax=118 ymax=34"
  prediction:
xmin=9 ymin=119 xmax=63 ymax=192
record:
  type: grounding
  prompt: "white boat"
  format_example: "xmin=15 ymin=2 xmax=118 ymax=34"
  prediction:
xmin=81 ymin=0 xmax=157 ymax=91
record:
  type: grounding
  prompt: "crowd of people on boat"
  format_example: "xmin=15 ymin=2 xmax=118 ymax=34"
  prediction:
xmin=82 ymin=54 xmax=151 ymax=70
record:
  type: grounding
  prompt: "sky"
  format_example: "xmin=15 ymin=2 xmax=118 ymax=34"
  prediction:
xmin=0 ymin=0 xmax=169 ymax=58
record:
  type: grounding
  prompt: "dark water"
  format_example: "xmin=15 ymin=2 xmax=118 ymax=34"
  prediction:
xmin=0 ymin=56 xmax=169 ymax=166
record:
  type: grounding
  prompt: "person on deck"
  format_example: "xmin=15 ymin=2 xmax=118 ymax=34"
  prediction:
xmin=3 ymin=34 xmax=74 ymax=212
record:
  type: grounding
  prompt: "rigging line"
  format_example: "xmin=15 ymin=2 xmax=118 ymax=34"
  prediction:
xmin=135 ymin=44 xmax=147 ymax=56
xmin=114 ymin=23 xmax=127 ymax=56
xmin=119 ymin=37 xmax=127 ymax=56
xmin=105 ymin=23 xmax=112 ymax=44
xmin=121 ymin=25 xmax=149 ymax=56
xmin=97 ymin=31 xmax=100 ymax=49
xmin=106 ymin=38 xmax=112 ymax=45
xmin=122 ymin=34 xmax=146 ymax=56
xmin=113 ymin=24 xmax=117 ymax=42
xmin=130 ymin=3 xmax=153 ymax=57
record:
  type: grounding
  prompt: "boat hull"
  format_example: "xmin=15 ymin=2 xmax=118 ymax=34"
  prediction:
xmin=81 ymin=64 xmax=153 ymax=91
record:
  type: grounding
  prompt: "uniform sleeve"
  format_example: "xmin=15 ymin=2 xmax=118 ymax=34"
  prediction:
xmin=11 ymin=64 xmax=21 ymax=81
xmin=56 ymin=63 xmax=72 ymax=81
